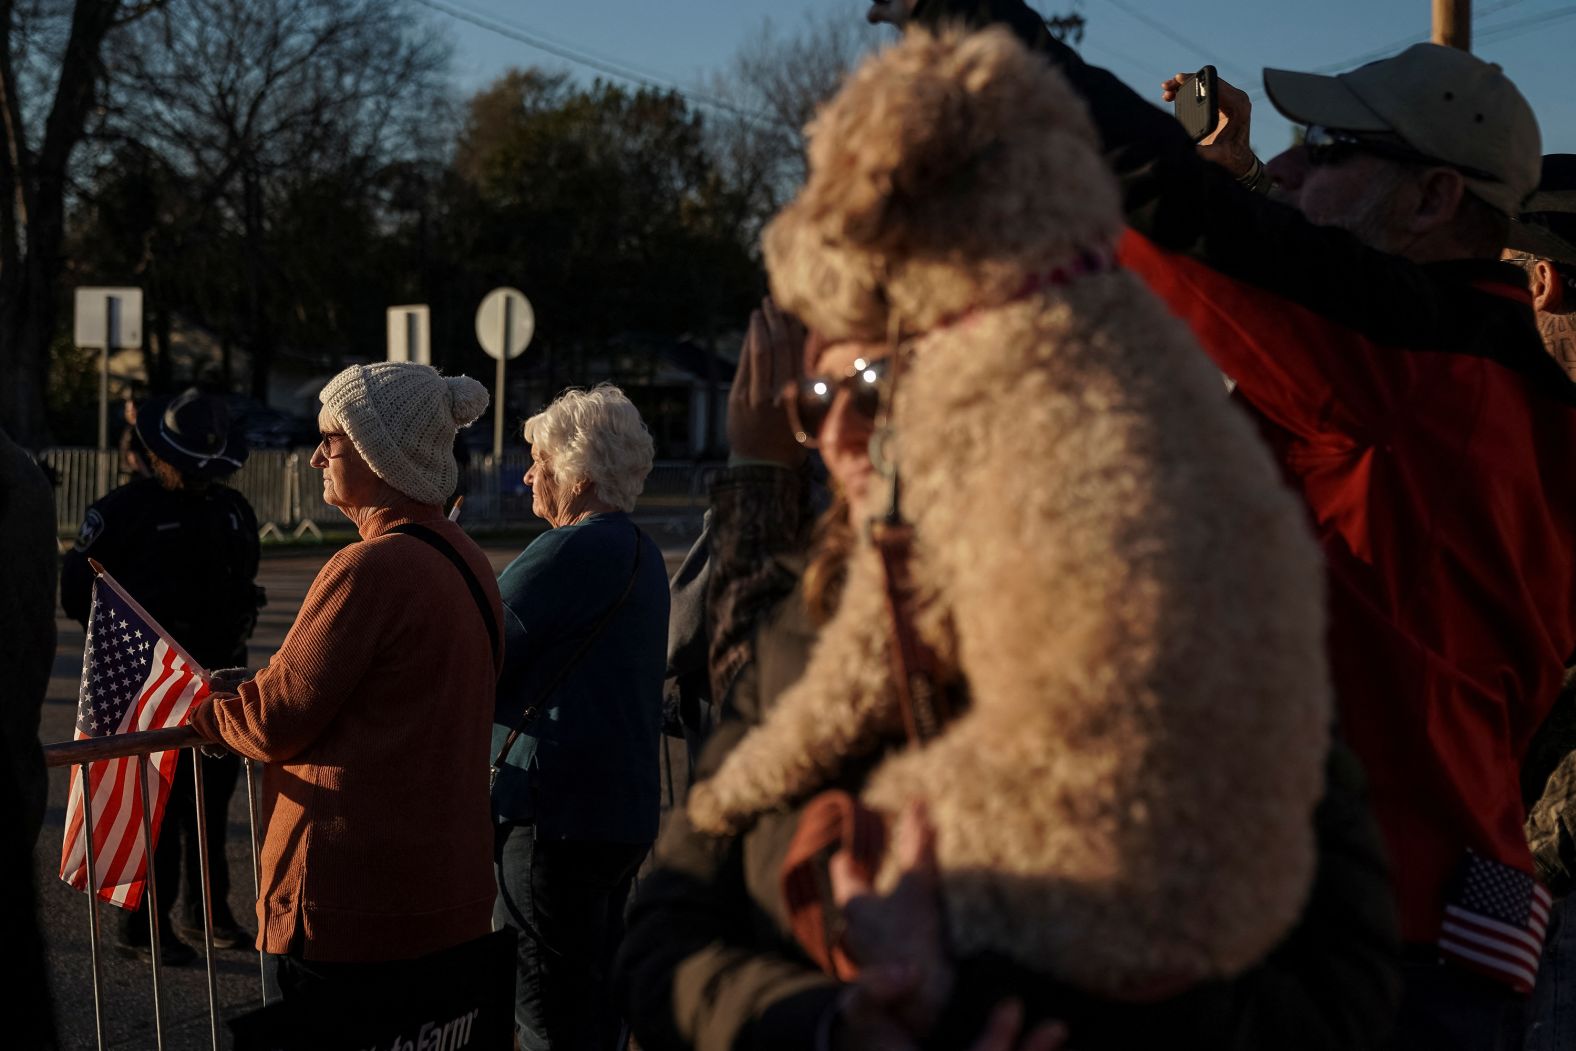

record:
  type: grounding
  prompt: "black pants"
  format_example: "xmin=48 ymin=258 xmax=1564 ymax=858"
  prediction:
xmin=1389 ymin=951 xmax=1526 ymax=1051
xmin=493 ymin=822 xmax=648 ymax=1051
xmin=124 ymin=749 xmax=242 ymax=937
xmin=263 ymin=951 xmax=429 ymax=1004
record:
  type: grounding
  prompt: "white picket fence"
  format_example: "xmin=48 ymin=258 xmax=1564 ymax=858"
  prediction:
xmin=41 ymin=449 xmax=721 ymax=539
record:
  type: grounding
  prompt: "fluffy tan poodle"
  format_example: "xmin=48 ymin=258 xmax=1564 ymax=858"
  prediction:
xmin=688 ymin=27 xmax=1333 ymax=998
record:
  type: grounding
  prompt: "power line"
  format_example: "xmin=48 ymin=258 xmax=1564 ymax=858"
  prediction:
xmin=1095 ymin=0 xmax=1253 ymax=85
xmin=1315 ymin=2 xmax=1576 ymax=73
xmin=409 ymin=0 xmax=783 ymax=127
xmin=1091 ymin=0 xmax=1262 ymax=100
xmin=1080 ymin=38 xmax=1167 ymax=86
xmin=1476 ymin=4 xmax=1576 ymax=44
xmin=441 ymin=0 xmax=690 ymax=88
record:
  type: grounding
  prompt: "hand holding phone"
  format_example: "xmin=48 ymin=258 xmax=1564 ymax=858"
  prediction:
xmin=1172 ymin=65 xmax=1219 ymax=143
xmin=1162 ymin=67 xmax=1262 ymax=183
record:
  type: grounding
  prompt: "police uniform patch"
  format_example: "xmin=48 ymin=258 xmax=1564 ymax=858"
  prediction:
xmin=75 ymin=508 xmax=105 ymax=551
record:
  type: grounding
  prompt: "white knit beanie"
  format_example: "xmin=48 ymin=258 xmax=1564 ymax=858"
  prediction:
xmin=319 ymin=363 xmax=489 ymax=506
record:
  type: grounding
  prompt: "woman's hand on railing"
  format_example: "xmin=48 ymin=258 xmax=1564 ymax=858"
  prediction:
xmin=207 ymin=666 xmax=253 ymax=692
xmin=197 ymin=667 xmax=251 ymax=758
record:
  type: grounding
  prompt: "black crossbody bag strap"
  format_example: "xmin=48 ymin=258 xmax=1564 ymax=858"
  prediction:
xmin=388 ymin=523 xmax=501 ymax=667
xmin=489 ymin=524 xmax=643 ymax=783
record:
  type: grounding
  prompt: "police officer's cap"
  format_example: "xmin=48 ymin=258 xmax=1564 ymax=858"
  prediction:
xmin=134 ymin=388 xmax=249 ymax=479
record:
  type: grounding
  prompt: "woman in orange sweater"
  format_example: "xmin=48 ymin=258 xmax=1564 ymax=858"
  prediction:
xmin=192 ymin=362 xmax=503 ymax=1002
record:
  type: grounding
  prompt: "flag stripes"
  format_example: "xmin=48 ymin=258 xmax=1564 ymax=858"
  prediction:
xmin=58 ymin=576 xmax=210 ymax=911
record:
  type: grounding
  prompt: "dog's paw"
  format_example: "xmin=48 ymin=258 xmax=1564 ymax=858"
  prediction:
xmin=687 ymin=782 xmax=738 ymax=837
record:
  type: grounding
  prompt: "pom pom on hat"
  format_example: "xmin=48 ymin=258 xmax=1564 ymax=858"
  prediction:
xmin=447 ymin=375 xmax=489 ymax=428
xmin=319 ymin=363 xmax=489 ymax=506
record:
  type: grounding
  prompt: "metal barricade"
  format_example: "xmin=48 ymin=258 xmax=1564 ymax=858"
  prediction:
xmin=41 ymin=446 xmax=724 ymax=536
xmin=635 ymin=460 xmax=722 ymax=536
xmin=44 ymin=727 xmax=265 ymax=1051
xmin=41 ymin=448 xmax=118 ymax=537
xmin=227 ymin=452 xmax=295 ymax=533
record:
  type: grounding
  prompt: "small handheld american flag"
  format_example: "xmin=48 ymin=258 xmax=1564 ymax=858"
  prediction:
xmin=1438 ymin=851 xmax=1553 ymax=994
xmin=58 ymin=566 xmax=211 ymax=910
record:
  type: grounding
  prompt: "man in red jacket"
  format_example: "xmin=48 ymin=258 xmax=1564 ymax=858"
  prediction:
xmin=1100 ymin=39 xmax=1571 ymax=1051
xmin=908 ymin=4 xmax=1576 ymax=1047
xmin=1505 ymin=155 xmax=1576 ymax=380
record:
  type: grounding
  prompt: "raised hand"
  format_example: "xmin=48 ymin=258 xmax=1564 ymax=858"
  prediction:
xmin=726 ymin=298 xmax=808 ymax=469
xmin=1162 ymin=70 xmax=1259 ymax=178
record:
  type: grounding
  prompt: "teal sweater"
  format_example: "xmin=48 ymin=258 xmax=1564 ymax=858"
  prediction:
xmin=491 ymin=513 xmax=669 ymax=842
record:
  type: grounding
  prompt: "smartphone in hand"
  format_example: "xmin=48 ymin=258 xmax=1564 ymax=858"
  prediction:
xmin=1174 ymin=65 xmax=1219 ymax=143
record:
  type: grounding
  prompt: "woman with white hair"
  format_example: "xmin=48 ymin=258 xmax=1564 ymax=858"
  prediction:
xmin=491 ymin=383 xmax=670 ymax=1051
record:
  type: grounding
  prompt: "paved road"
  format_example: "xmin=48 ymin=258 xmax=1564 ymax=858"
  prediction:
xmin=33 ymin=533 xmax=699 ymax=1049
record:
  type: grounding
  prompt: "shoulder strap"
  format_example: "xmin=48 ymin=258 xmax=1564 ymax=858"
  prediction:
xmin=490 ymin=523 xmax=644 ymax=780
xmin=387 ymin=523 xmax=501 ymax=667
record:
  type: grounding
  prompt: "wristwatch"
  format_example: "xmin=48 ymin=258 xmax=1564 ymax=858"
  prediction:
xmin=1237 ymin=155 xmax=1274 ymax=196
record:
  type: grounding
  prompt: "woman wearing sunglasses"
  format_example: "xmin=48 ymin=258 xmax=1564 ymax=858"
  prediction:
xmin=620 ymin=27 xmax=1396 ymax=1051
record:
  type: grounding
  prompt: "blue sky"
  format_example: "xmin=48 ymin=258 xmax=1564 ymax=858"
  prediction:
xmin=424 ymin=0 xmax=1575 ymax=161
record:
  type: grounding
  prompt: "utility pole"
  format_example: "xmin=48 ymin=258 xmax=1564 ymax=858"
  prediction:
xmin=1433 ymin=0 xmax=1471 ymax=50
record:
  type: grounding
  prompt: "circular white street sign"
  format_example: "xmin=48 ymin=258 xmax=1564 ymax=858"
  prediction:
xmin=475 ymin=287 xmax=535 ymax=361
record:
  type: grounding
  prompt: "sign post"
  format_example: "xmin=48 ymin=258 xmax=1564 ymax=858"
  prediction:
xmin=74 ymin=287 xmax=144 ymax=494
xmin=386 ymin=305 xmax=431 ymax=365
xmin=474 ymin=288 xmax=535 ymax=459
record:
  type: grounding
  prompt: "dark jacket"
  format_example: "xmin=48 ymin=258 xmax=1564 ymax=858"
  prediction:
xmin=492 ymin=512 xmax=670 ymax=843
xmin=663 ymin=518 xmax=714 ymax=750
xmin=61 ymin=476 xmax=261 ymax=671
xmin=617 ymin=466 xmax=1400 ymax=1051
xmin=0 ymin=430 xmax=55 ymax=847
xmin=912 ymin=0 xmax=1576 ymax=945
xmin=0 ymin=430 xmax=60 ymax=1049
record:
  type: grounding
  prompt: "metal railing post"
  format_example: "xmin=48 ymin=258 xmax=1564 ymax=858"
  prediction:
xmin=48 ymin=713 xmax=282 ymax=1039
xmin=136 ymin=756 xmax=167 ymax=1050
xmin=79 ymin=762 xmax=107 ymax=1051
xmin=246 ymin=758 xmax=267 ymax=1002
xmin=191 ymin=751 xmax=221 ymax=1049
xmin=287 ymin=451 xmax=300 ymax=529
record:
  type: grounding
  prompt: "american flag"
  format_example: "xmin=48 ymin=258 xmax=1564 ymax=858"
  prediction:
xmin=58 ymin=571 xmax=210 ymax=909
xmin=1438 ymin=851 xmax=1553 ymax=993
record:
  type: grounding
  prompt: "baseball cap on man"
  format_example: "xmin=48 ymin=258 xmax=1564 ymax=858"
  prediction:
xmin=1508 ymin=154 xmax=1576 ymax=265
xmin=1263 ymin=43 xmax=1541 ymax=216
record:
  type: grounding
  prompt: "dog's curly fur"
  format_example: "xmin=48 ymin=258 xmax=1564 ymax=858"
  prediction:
xmin=688 ymin=28 xmax=1333 ymax=998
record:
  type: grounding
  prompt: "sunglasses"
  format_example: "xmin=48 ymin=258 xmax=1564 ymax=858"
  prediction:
xmin=784 ymin=355 xmax=892 ymax=447
xmin=1303 ymin=125 xmax=1501 ymax=184
xmin=1507 ymin=252 xmax=1576 ymax=299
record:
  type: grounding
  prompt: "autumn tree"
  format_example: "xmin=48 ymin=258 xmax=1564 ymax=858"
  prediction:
xmin=0 ymin=0 xmax=163 ymax=445
xmin=705 ymin=10 xmax=880 ymax=240
xmin=94 ymin=0 xmax=451 ymax=400
xmin=707 ymin=7 xmax=1087 ymax=238
xmin=440 ymin=70 xmax=756 ymax=405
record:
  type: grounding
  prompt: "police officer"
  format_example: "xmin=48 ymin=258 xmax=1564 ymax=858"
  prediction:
xmin=62 ymin=388 xmax=264 ymax=963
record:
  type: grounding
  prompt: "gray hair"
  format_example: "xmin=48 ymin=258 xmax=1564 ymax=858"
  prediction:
xmin=522 ymin=384 xmax=654 ymax=512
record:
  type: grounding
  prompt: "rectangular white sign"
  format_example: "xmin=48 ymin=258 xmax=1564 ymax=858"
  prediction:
xmin=74 ymin=287 xmax=144 ymax=349
xmin=387 ymin=305 xmax=431 ymax=365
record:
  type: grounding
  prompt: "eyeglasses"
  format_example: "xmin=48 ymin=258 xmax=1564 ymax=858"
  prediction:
xmin=1507 ymin=252 xmax=1576 ymax=299
xmin=1303 ymin=125 xmax=1501 ymax=184
xmin=317 ymin=431 xmax=353 ymax=459
xmin=783 ymin=356 xmax=892 ymax=447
